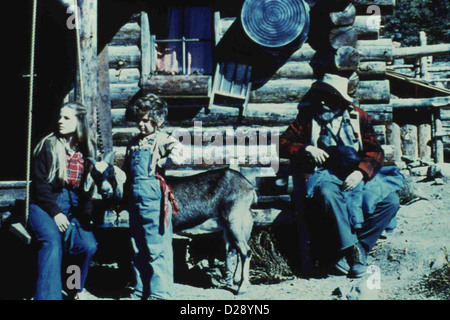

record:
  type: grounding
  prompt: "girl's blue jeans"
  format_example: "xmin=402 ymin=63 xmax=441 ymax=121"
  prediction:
xmin=29 ymin=189 xmax=97 ymax=300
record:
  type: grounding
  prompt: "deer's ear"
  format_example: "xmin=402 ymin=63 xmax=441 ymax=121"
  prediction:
xmin=114 ymin=165 xmax=127 ymax=184
xmin=104 ymin=151 xmax=116 ymax=165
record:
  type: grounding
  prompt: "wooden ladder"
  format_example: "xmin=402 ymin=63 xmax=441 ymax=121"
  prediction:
xmin=207 ymin=61 xmax=252 ymax=116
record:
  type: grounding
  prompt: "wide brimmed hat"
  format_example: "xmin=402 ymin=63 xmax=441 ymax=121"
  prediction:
xmin=311 ymin=74 xmax=353 ymax=103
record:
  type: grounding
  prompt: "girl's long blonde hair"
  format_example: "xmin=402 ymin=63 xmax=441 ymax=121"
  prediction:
xmin=33 ymin=102 xmax=96 ymax=184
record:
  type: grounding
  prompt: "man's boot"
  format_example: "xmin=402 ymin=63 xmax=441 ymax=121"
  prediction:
xmin=348 ymin=242 xmax=367 ymax=278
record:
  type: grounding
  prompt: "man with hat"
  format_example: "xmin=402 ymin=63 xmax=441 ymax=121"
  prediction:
xmin=279 ymin=74 xmax=402 ymax=278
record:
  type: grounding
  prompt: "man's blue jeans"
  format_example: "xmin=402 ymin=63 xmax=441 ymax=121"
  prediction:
xmin=311 ymin=181 xmax=399 ymax=254
xmin=29 ymin=189 xmax=97 ymax=300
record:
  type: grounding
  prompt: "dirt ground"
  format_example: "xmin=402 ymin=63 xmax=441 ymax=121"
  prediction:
xmin=79 ymin=176 xmax=449 ymax=301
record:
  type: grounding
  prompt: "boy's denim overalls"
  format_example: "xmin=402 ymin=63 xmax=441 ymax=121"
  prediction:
xmin=128 ymin=139 xmax=173 ymax=300
xmin=29 ymin=189 xmax=97 ymax=300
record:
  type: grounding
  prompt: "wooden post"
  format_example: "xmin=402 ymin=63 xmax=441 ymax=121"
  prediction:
xmin=418 ymin=124 xmax=432 ymax=161
xmin=418 ymin=31 xmax=430 ymax=80
xmin=78 ymin=0 xmax=99 ymax=143
xmin=97 ymin=45 xmax=113 ymax=155
xmin=140 ymin=11 xmax=151 ymax=86
xmin=214 ymin=11 xmax=221 ymax=46
xmin=401 ymin=125 xmax=419 ymax=160
xmin=433 ymin=110 xmax=445 ymax=163
xmin=386 ymin=123 xmax=402 ymax=162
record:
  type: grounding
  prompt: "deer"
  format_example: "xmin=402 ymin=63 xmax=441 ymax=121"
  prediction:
xmin=88 ymin=152 xmax=257 ymax=294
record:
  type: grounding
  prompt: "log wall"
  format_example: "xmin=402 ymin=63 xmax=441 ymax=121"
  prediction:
xmin=105 ymin=1 xmax=446 ymax=198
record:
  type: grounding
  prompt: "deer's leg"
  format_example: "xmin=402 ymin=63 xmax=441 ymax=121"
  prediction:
xmin=227 ymin=204 xmax=253 ymax=295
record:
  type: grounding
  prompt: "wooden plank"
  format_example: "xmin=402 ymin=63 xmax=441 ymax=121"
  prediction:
xmin=368 ymin=97 xmax=450 ymax=109
xmin=214 ymin=11 xmax=221 ymax=45
xmin=78 ymin=0 xmax=99 ymax=138
xmin=140 ymin=12 xmax=151 ymax=86
xmin=97 ymin=45 xmax=113 ymax=154
xmin=393 ymin=44 xmax=450 ymax=59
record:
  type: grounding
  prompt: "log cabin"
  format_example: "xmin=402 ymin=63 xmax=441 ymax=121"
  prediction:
xmin=1 ymin=1 xmax=449 ymax=294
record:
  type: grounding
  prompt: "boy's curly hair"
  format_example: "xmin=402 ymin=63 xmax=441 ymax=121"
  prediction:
xmin=126 ymin=93 xmax=168 ymax=128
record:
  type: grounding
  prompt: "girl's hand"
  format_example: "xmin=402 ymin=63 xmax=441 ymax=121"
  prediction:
xmin=342 ymin=170 xmax=364 ymax=191
xmin=54 ymin=213 xmax=70 ymax=233
xmin=305 ymin=146 xmax=329 ymax=165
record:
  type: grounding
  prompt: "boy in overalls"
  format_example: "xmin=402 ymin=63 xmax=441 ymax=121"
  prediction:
xmin=124 ymin=94 xmax=184 ymax=300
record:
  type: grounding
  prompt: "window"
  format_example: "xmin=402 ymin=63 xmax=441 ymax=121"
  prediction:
xmin=152 ymin=7 xmax=213 ymax=75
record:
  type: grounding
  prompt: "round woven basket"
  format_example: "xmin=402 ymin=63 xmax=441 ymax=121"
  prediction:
xmin=241 ymin=0 xmax=310 ymax=48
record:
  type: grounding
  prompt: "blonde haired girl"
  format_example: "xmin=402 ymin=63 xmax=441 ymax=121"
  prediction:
xmin=29 ymin=102 xmax=97 ymax=300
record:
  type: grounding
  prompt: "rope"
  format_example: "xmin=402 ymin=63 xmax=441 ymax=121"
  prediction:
xmin=25 ymin=0 xmax=38 ymax=226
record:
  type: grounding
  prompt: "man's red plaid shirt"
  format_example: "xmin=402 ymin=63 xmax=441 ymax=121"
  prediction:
xmin=279 ymin=105 xmax=384 ymax=180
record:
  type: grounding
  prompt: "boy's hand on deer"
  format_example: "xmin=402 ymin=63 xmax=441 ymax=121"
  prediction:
xmin=54 ymin=213 xmax=70 ymax=233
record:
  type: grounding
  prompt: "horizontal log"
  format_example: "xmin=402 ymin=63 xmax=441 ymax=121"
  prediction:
xmin=109 ymin=22 xmax=140 ymax=46
xmin=250 ymin=79 xmax=315 ymax=103
xmin=353 ymin=15 xmax=381 ymax=40
xmin=142 ymin=75 xmax=211 ymax=97
xmin=356 ymin=39 xmax=393 ymax=61
xmin=112 ymin=103 xmax=299 ymax=127
xmin=357 ymin=61 xmax=386 ymax=79
xmin=109 ymin=45 xmax=141 ymax=69
xmin=117 ymin=145 xmax=280 ymax=175
xmin=109 ymin=68 xmax=140 ymax=84
xmin=112 ymin=99 xmax=392 ymax=132
xmin=393 ymin=44 xmax=450 ymax=59
xmin=273 ymin=61 xmax=314 ymax=79
xmin=112 ymin=125 xmax=287 ymax=147
xmin=354 ymin=80 xmax=390 ymax=104
xmin=366 ymin=97 xmax=450 ymax=109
